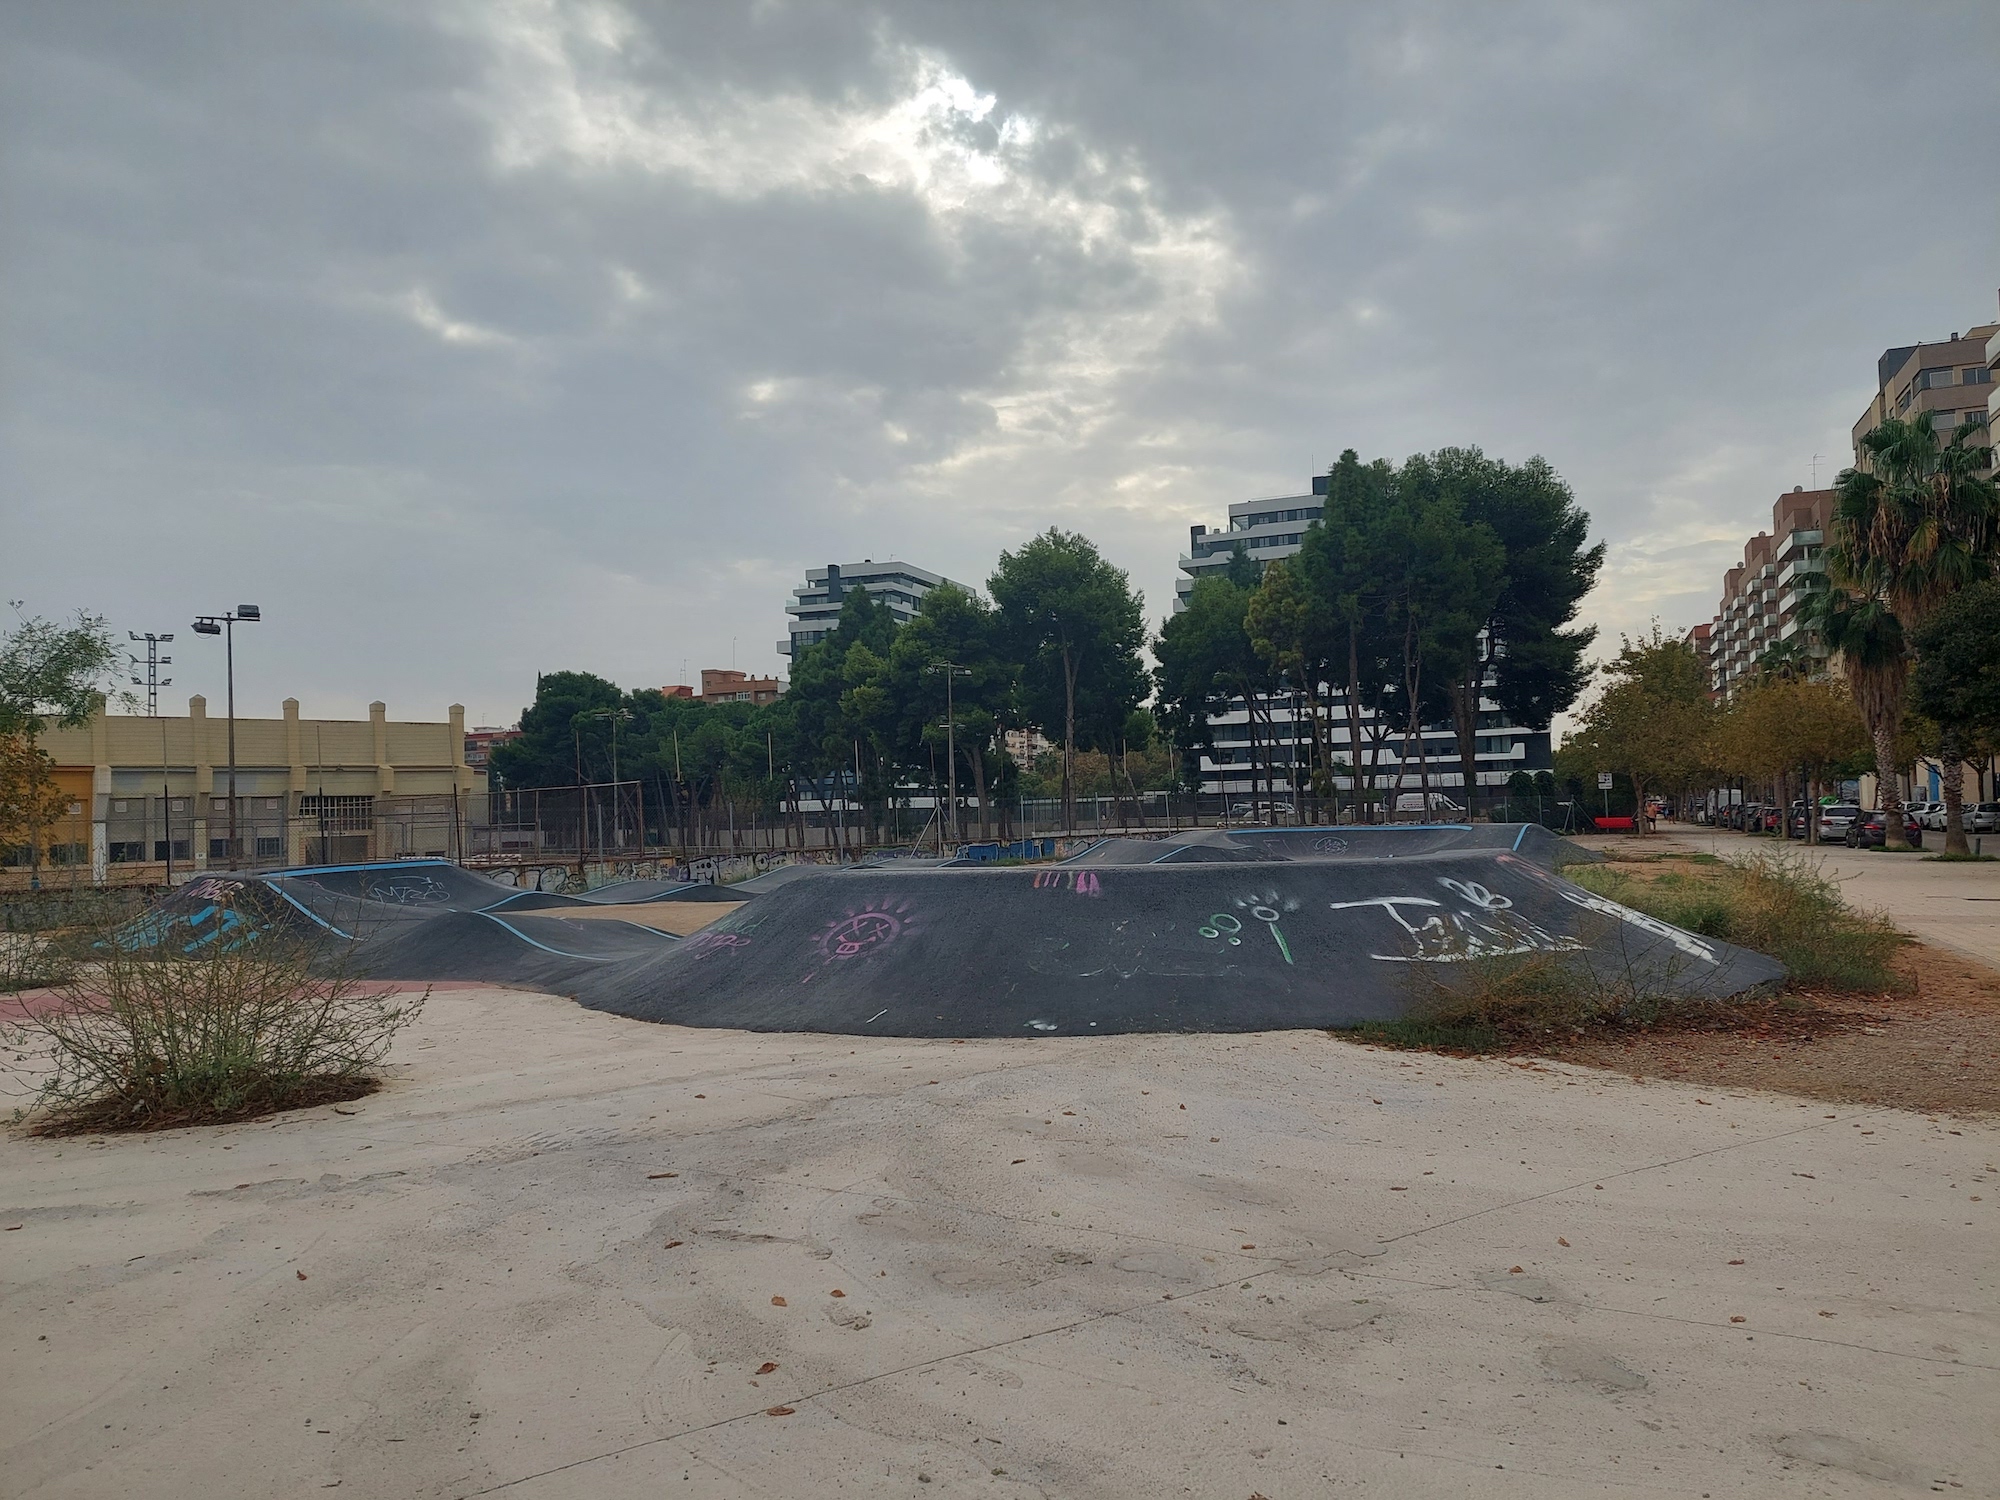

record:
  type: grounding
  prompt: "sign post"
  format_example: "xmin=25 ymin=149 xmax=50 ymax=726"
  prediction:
xmin=1597 ymin=771 xmax=1613 ymax=822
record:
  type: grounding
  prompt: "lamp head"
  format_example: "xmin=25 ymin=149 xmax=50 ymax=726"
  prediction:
xmin=192 ymin=619 xmax=222 ymax=636
xmin=236 ymin=604 xmax=261 ymax=621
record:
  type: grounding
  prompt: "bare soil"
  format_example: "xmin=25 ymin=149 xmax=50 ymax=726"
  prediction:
xmin=26 ymin=1074 xmax=382 ymax=1136
xmin=1538 ymin=844 xmax=2000 ymax=1115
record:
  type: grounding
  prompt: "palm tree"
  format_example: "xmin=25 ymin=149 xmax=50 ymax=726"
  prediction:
xmin=1820 ymin=414 xmax=1999 ymax=851
xmin=1799 ymin=583 xmax=1905 ymax=830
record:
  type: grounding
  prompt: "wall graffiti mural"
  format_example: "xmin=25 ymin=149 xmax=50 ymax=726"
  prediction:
xmin=817 ymin=898 xmax=918 ymax=961
xmin=682 ymin=930 xmax=751 ymax=960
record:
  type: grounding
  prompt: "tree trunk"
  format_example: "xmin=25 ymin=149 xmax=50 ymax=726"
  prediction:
xmin=1873 ymin=719 xmax=1909 ymax=850
xmin=966 ymin=742 xmax=990 ymax=840
xmin=1343 ymin=624 xmax=1368 ymax=821
xmin=1941 ymin=730 xmax=1970 ymax=856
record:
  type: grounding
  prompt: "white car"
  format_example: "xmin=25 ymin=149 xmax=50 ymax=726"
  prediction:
xmin=1910 ymin=800 xmax=1944 ymax=831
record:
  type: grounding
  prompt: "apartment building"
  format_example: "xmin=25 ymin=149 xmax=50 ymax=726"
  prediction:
xmin=1174 ymin=474 xmax=1550 ymax=799
xmin=1706 ymin=487 xmax=1832 ymax=696
xmin=779 ymin=559 xmax=961 ymax=659
xmin=1852 ymin=323 xmax=1998 ymax=469
xmin=698 ymin=668 xmax=783 ymax=705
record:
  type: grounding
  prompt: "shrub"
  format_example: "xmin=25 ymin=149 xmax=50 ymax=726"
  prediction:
xmin=5 ymin=926 xmax=424 ymax=1133
xmin=1566 ymin=852 xmax=1903 ymax=991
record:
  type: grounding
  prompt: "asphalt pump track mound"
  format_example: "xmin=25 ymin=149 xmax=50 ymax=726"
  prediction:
xmin=111 ymin=831 xmax=1780 ymax=1038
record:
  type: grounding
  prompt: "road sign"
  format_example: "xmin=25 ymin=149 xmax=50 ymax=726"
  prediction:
xmin=1597 ymin=773 xmax=1614 ymax=790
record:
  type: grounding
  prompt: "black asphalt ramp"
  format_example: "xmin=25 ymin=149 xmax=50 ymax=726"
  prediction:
xmin=108 ymin=839 xmax=1779 ymax=1038
xmin=578 ymin=849 xmax=1779 ymax=1037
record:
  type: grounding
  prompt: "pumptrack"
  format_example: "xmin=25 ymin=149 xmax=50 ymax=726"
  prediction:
xmin=114 ymin=826 xmax=1781 ymax=1038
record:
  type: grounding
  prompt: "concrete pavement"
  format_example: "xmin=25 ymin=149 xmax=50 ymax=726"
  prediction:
xmin=3 ymin=986 xmax=1994 ymax=1498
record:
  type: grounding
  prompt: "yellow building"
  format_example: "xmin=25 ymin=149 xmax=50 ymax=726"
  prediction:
xmin=20 ymin=697 xmax=484 ymax=885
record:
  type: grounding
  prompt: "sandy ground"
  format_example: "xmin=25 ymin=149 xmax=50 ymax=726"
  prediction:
xmin=3 ymin=986 xmax=1995 ymax=1499
xmin=547 ymin=902 xmax=745 ymax=934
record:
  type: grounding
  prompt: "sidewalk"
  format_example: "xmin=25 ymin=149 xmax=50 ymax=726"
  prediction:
xmin=1648 ymin=824 xmax=2000 ymax=970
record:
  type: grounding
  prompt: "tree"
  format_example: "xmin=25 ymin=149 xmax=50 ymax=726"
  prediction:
xmin=887 ymin=584 xmax=1019 ymax=840
xmin=1816 ymin=413 xmax=1999 ymax=847
xmin=990 ymin=530 xmax=1147 ymax=830
xmin=0 ymin=731 xmax=68 ymax=879
xmin=1372 ymin=462 xmax=1506 ymax=809
xmin=1284 ymin=450 xmax=1402 ymax=810
xmin=1430 ymin=450 xmax=1602 ymax=802
xmin=0 ymin=606 xmax=125 ymax=737
xmin=1909 ymin=578 xmax=2000 ymax=855
xmin=1560 ymin=627 xmax=1715 ymax=830
xmin=1 ymin=606 xmax=125 ymax=886
xmin=487 ymin=671 xmax=624 ymax=790
xmin=1709 ymin=676 xmax=1870 ymax=844
xmin=1157 ymin=575 xmax=1280 ymax=812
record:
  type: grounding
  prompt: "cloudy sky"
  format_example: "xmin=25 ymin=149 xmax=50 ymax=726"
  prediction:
xmin=4 ymin=1 xmax=1995 ymax=729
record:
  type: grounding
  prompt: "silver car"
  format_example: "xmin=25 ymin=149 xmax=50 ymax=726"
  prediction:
xmin=1817 ymin=803 xmax=1861 ymax=839
xmin=1969 ymin=802 xmax=2000 ymax=834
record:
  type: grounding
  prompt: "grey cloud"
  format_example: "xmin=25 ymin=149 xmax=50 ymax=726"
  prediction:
xmin=3 ymin=0 xmax=1995 ymax=726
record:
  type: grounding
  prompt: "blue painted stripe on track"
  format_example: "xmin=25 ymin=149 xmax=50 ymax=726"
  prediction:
xmin=475 ymin=911 xmax=618 ymax=961
xmin=270 ymin=859 xmax=456 ymax=876
xmin=1513 ymin=824 xmax=1530 ymax=851
xmin=264 ymin=883 xmax=356 ymax=939
xmin=1147 ymin=845 xmax=1187 ymax=863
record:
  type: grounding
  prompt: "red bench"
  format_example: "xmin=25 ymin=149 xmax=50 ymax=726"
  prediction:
xmin=1593 ymin=816 xmax=1637 ymax=832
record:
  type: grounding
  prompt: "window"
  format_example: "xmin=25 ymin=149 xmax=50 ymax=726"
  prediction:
xmin=1962 ymin=367 xmax=1991 ymax=385
xmin=300 ymin=794 xmax=373 ymax=831
xmin=108 ymin=841 xmax=147 ymax=862
xmin=1915 ymin=367 xmax=1957 ymax=391
xmin=255 ymin=836 xmax=284 ymax=860
xmin=154 ymin=839 xmax=191 ymax=862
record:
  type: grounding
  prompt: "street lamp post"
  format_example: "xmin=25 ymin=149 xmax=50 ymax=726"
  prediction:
xmin=929 ymin=660 xmax=971 ymax=845
xmin=191 ymin=606 xmax=260 ymax=871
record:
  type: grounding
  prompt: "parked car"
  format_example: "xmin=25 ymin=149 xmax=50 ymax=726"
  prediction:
xmin=1786 ymin=803 xmax=1812 ymax=839
xmin=1844 ymin=810 xmax=1924 ymax=849
xmin=1968 ymin=802 xmax=2000 ymax=834
xmin=1908 ymin=800 xmax=1945 ymax=831
xmin=1817 ymin=803 xmax=1862 ymax=840
xmin=1226 ymin=800 xmax=1294 ymax=823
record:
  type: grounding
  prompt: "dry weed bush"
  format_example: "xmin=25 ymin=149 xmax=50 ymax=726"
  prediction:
xmin=1567 ymin=851 xmax=1903 ymax=991
xmin=4 ymin=925 xmax=424 ymax=1133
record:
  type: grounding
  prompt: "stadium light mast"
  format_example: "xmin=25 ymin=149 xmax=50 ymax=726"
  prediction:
xmin=191 ymin=605 xmax=261 ymax=870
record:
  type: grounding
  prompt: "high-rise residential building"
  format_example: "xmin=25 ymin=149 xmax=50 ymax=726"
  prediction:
xmin=1174 ymin=474 xmax=1550 ymax=799
xmin=1852 ymin=322 xmax=1997 ymax=472
xmin=778 ymin=559 xmax=960 ymax=659
xmin=1705 ymin=487 xmax=1833 ymax=697
xmin=1987 ymin=293 xmax=2000 ymax=439
xmin=1174 ymin=475 xmax=1330 ymax=610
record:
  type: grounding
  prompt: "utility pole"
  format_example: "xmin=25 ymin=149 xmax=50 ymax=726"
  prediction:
xmin=930 ymin=660 xmax=971 ymax=845
xmin=191 ymin=606 xmax=260 ymax=870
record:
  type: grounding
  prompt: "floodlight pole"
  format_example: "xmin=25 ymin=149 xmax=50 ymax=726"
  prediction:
xmin=192 ymin=607 xmax=260 ymax=870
